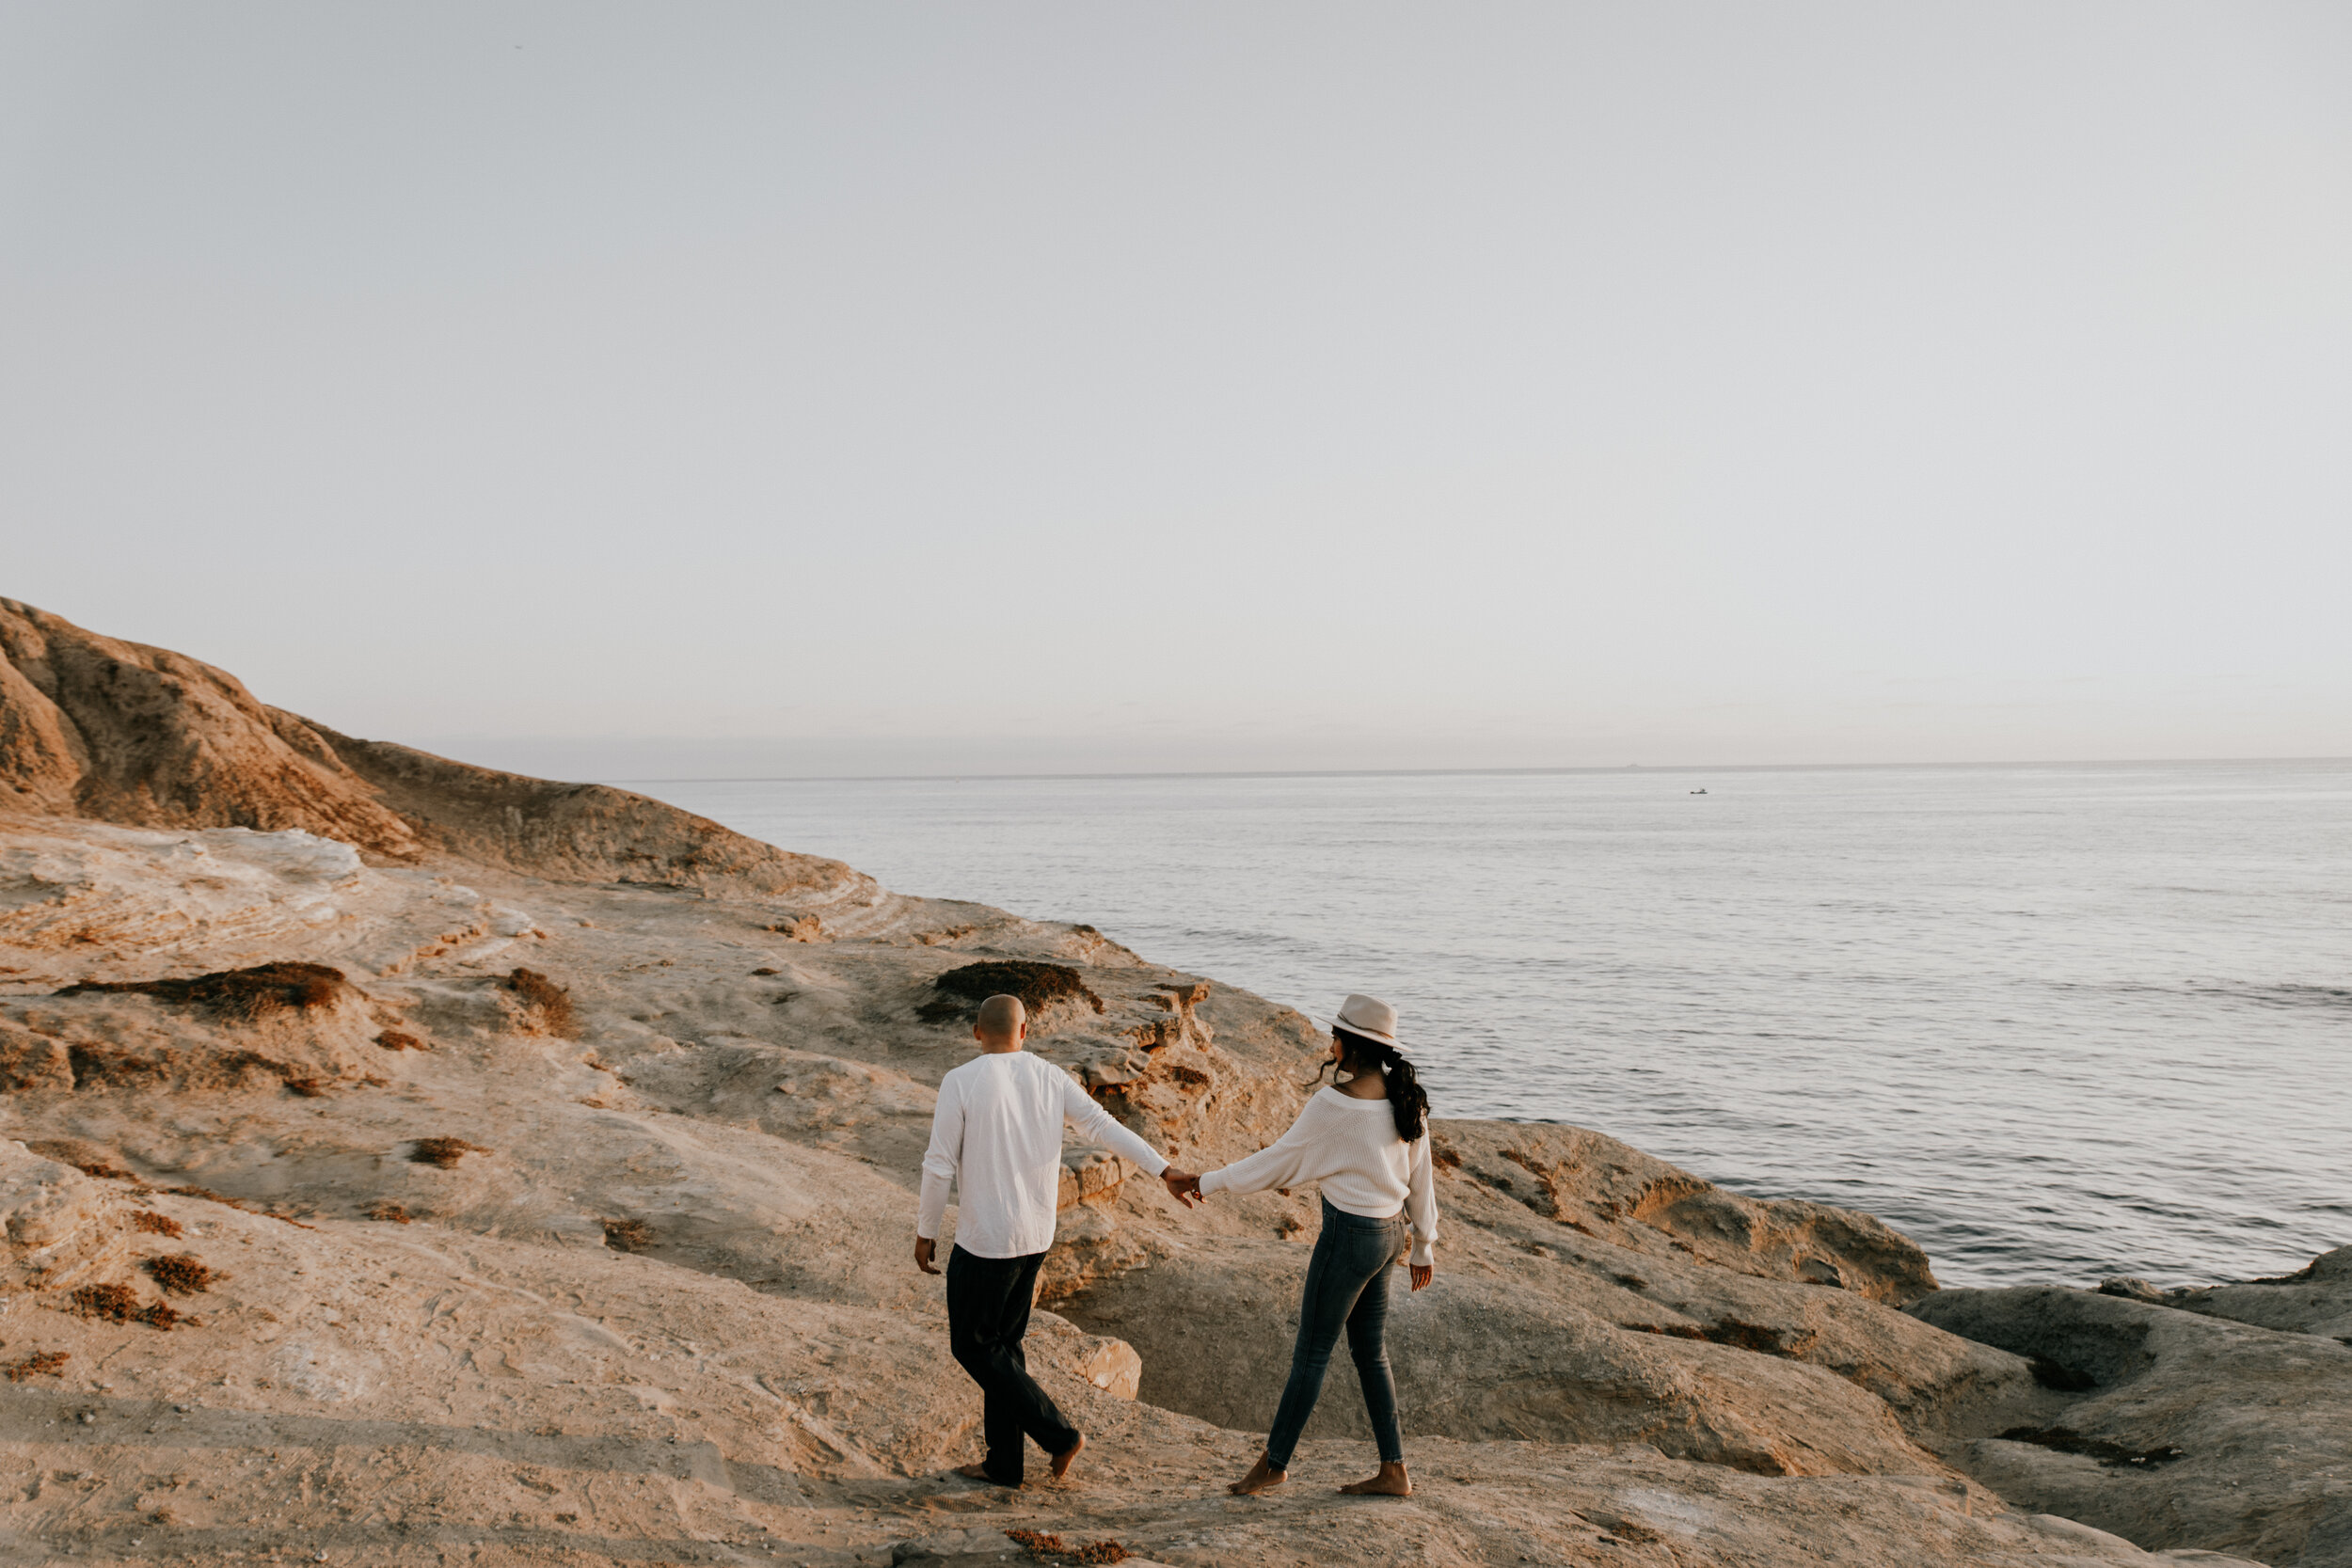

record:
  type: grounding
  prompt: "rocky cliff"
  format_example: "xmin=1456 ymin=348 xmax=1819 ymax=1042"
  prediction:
xmin=1 ymin=597 xmax=874 ymax=908
xmin=0 ymin=598 xmax=421 ymax=858
xmin=0 ymin=599 xmax=2320 ymax=1568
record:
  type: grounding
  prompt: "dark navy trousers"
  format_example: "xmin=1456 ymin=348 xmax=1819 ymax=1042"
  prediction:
xmin=945 ymin=1243 xmax=1078 ymax=1485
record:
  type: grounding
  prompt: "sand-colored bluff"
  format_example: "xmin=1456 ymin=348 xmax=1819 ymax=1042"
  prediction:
xmin=0 ymin=596 xmax=2343 ymax=1567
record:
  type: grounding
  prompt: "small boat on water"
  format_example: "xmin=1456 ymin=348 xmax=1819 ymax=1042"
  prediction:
xmin=1690 ymin=787 xmax=1708 ymax=795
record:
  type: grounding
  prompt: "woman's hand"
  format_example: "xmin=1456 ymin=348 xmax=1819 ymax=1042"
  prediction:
xmin=1409 ymin=1262 xmax=1434 ymax=1291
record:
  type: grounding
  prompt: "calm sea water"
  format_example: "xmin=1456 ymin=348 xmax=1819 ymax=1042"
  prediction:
xmin=642 ymin=764 xmax=2350 ymax=1290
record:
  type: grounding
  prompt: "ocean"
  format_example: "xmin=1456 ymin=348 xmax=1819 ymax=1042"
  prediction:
xmin=643 ymin=762 xmax=2350 ymax=1290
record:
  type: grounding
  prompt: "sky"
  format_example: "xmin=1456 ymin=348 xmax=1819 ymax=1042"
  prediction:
xmin=3 ymin=2 xmax=2349 ymax=779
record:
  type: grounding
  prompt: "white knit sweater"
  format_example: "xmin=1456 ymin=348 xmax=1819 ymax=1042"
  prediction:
xmin=1199 ymin=1087 xmax=1438 ymax=1266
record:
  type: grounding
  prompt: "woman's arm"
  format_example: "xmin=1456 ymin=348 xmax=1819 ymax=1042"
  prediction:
xmin=1198 ymin=1098 xmax=1328 ymax=1198
xmin=1403 ymin=1133 xmax=1438 ymax=1268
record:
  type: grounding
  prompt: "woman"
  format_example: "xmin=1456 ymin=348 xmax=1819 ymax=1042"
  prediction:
xmin=1173 ymin=991 xmax=1437 ymax=1497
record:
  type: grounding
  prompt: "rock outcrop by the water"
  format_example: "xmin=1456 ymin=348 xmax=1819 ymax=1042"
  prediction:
xmin=2175 ymin=1243 xmax=2352 ymax=1340
xmin=0 ymin=597 xmax=2319 ymax=1567
xmin=1911 ymin=1279 xmax=2352 ymax=1567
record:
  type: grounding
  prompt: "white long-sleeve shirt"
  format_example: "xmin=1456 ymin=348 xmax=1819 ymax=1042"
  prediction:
xmin=917 ymin=1049 xmax=1169 ymax=1259
xmin=1200 ymin=1087 xmax=1439 ymax=1266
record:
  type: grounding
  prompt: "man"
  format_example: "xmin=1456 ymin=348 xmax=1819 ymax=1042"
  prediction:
xmin=916 ymin=992 xmax=1198 ymax=1486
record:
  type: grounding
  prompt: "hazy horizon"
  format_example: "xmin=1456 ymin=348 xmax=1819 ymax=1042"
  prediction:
xmin=6 ymin=3 xmax=2349 ymax=776
xmin=436 ymin=739 xmax=2352 ymax=786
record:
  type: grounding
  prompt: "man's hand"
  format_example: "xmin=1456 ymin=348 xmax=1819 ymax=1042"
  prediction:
xmin=1409 ymin=1262 xmax=1435 ymax=1292
xmin=914 ymin=1236 xmax=940 ymax=1275
xmin=1161 ymin=1168 xmax=1202 ymax=1208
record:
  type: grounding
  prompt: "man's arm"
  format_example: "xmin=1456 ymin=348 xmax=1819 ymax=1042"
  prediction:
xmin=914 ymin=1075 xmax=962 ymax=1273
xmin=1057 ymin=1072 xmax=1170 ymax=1178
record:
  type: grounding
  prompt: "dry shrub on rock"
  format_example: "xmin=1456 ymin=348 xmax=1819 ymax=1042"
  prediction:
xmin=3 ymin=1350 xmax=69 ymax=1382
xmin=374 ymin=1030 xmax=425 ymax=1052
xmin=56 ymin=961 xmax=351 ymax=1022
xmin=920 ymin=960 xmax=1104 ymax=1023
xmin=0 ymin=1027 xmax=73 ymax=1090
xmin=132 ymin=1210 xmax=183 ymax=1238
xmin=502 ymin=968 xmax=579 ymax=1037
xmin=69 ymin=1282 xmax=191 ymax=1330
xmin=408 ymin=1136 xmax=487 ymax=1168
xmin=365 ymin=1200 xmax=413 ymax=1224
xmin=145 ymin=1254 xmax=216 ymax=1294
xmin=602 ymin=1217 xmax=655 ymax=1251
xmin=1004 ymin=1530 xmax=1129 ymax=1565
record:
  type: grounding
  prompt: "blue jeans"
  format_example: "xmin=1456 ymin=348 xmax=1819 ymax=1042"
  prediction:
xmin=1263 ymin=1198 xmax=1407 ymax=1470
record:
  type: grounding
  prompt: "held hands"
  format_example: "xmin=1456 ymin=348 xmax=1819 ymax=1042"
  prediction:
xmin=914 ymin=1236 xmax=940 ymax=1275
xmin=1161 ymin=1168 xmax=1203 ymax=1208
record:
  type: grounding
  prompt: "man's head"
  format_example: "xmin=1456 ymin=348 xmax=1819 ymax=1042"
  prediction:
xmin=973 ymin=993 xmax=1027 ymax=1052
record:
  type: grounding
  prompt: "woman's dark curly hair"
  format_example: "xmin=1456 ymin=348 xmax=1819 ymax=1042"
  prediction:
xmin=1306 ymin=1024 xmax=1431 ymax=1143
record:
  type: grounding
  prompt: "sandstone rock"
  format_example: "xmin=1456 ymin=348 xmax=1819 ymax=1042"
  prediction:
xmin=0 ymin=816 xmax=532 ymax=983
xmin=0 ymin=820 xmax=364 ymax=954
xmin=1058 ymin=1233 xmax=2021 ymax=1481
xmin=1056 ymin=1143 xmax=1128 ymax=1211
xmin=0 ymin=1137 xmax=125 ymax=1290
xmin=2009 ymin=1513 xmax=2266 ymax=1565
xmin=891 ymin=1529 xmax=1177 ymax=1567
xmin=1 ymin=596 xmax=876 ymax=910
xmin=303 ymin=721 xmax=879 ymax=908
xmin=0 ymin=787 xmax=2199 ymax=1566
xmin=1433 ymin=1119 xmax=1941 ymax=1305
xmin=0 ymin=598 xmax=420 ymax=857
xmin=2 ymin=605 xmax=2336 ymax=1567
xmin=888 ymin=1528 xmax=1032 ymax=1566
xmin=1028 ymin=1309 xmax=1144 ymax=1400
xmin=1051 ymin=1102 xmax=2033 ymax=1484
xmin=2171 ymin=1243 xmax=2352 ymax=1341
xmin=2096 ymin=1276 xmax=2167 ymax=1304
xmin=7 ymin=962 xmax=394 ymax=1098
xmin=1912 ymin=1278 xmax=2352 ymax=1566
xmin=0 ymin=1022 xmax=72 ymax=1090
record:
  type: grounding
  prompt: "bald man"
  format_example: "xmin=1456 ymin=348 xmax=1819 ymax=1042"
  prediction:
xmin=916 ymin=992 xmax=1198 ymax=1486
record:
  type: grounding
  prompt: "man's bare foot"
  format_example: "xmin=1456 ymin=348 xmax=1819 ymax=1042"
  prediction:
xmin=1338 ymin=1461 xmax=1411 ymax=1497
xmin=1228 ymin=1452 xmax=1288 ymax=1496
xmin=951 ymin=1462 xmax=1004 ymax=1484
xmin=1050 ymin=1433 xmax=1086 ymax=1481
